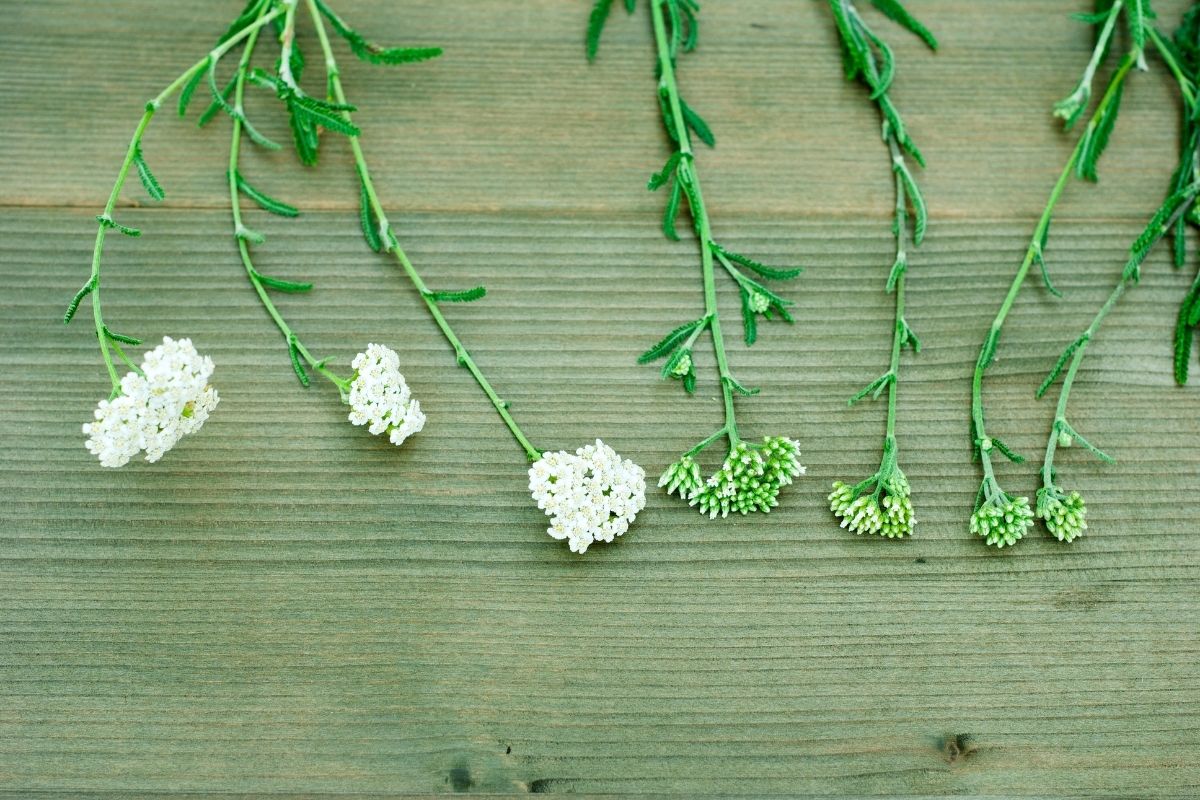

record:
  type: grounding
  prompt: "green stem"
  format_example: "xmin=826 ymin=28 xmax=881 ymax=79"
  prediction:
xmin=78 ymin=2 xmax=286 ymax=395
xmin=650 ymin=0 xmax=740 ymax=451
xmin=884 ymin=137 xmax=908 ymax=454
xmin=1041 ymin=188 xmax=1200 ymax=487
xmin=1148 ymin=27 xmax=1197 ymax=109
xmin=305 ymin=0 xmax=542 ymax=462
xmin=971 ymin=52 xmax=1136 ymax=502
xmin=228 ymin=3 xmax=345 ymax=391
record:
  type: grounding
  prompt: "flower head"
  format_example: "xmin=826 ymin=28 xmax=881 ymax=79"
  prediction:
xmin=970 ymin=494 xmax=1034 ymax=549
xmin=661 ymin=437 xmax=805 ymax=519
xmin=83 ymin=336 xmax=218 ymax=467
xmin=529 ymin=439 xmax=646 ymax=554
xmin=1036 ymin=486 xmax=1087 ymax=543
xmin=830 ymin=469 xmax=914 ymax=539
xmin=347 ymin=344 xmax=426 ymax=446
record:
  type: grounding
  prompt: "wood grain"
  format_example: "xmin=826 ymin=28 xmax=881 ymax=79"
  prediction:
xmin=1 ymin=0 xmax=1199 ymax=796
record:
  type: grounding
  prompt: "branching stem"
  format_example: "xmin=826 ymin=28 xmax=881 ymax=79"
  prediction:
xmin=650 ymin=0 xmax=741 ymax=452
xmin=971 ymin=52 xmax=1136 ymax=502
xmin=75 ymin=3 xmax=286 ymax=396
xmin=305 ymin=0 xmax=542 ymax=462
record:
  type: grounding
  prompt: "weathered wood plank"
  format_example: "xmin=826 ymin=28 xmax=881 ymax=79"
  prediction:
xmin=1 ymin=0 xmax=1199 ymax=796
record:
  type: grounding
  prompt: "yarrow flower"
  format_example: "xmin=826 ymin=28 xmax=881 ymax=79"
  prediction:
xmin=660 ymin=437 xmax=805 ymax=519
xmin=83 ymin=336 xmax=219 ymax=468
xmin=1036 ymin=486 xmax=1088 ymax=543
xmin=829 ymin=468 xmax=914 ymax=539
xmin=970 ymin=494 xmax=1034 ymax=549
xmin=347 ymin=344 xmax=426 ymax=446
xmin=528 ymin=440 xmax=646 ymax=554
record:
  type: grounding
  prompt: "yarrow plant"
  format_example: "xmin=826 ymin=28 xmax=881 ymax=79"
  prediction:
xmin=67 ymin=0 xmax=646 ymax=552
xmin=83 ymin=337 xmax=219 ymax=468
xmin=968 ymin=0 xmax=1177 ymax=547
xmin=63 ymin=3 xmax=294 ymax=465
xmin=587 ymin=0 xmax=806 ymax=517
xmin=529 ymin=441 xmax=647 ymax=553
xmin=1036 ymin=5 xmax=1200 ymax=543
xmin=826 ymin=0 xmax=936 ymax=539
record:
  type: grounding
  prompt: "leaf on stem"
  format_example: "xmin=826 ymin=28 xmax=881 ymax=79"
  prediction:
xmin=638 ymin=317 xmax=707 ymax=364
xmin=96 ymin=215 xmax=141 ymax=238
xmin=989 ymin=437 xmax=1025 ymax=464
xmin=427 ymin=286 xmax=488 ymax=303
xmin=133 ymin=147 xmax=165 ymax=201
xmin=178 ymin=59 xmax=211 ymax=117
xmin=1078 ymin=77 xmax=1124 ymax=182
xmin=236 ymin=172 xmax=300 ymax=217
xmin=680 ymin=99 xmax=715 ymax=147
xmin=724 ymin=375 xmax=760 ymax=397
xmin=868 ymin=0 xmax=939 ymax=50
xmin=312 ymin=0 xmax=442 ymax=66
xmin=663 ymin=177 xmax=684 ymax=241
xmin=648 ymin=152 xmax=684 ymax=190
xmin=253 ymin=269 xmax=313 ymax=293
xmin=713 ymin=243 xmax=803 ymax=280
xmin=288 ymin=335 xmax=310 ymax=387
xmin=849 ymin=372 xmax=894 ymax=406
xmin=103 ymin=326 xmax=142 ymax=346
xmin=64 ymin=280 xmax=95 ymax=325
xmin=1037 ymin=333 xmax=1088 ymax=398
xmin=894 ymin=158 xmax=927 ymax=244
xmin=359 ymin=181 xmax=383 ymax=252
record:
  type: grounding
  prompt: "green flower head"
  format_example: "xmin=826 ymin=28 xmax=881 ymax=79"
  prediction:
xmin=830 ymin=468 xmax=914 ymax=539
xmin=661 ymin=437 xmax=805 ymax=519
xmin=1036 ymin=486 xmax=1087 ymax=543
xmin=971 ymin=495 xmax=1034 ymax=549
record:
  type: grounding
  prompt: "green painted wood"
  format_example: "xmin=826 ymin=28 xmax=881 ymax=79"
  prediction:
xmin=1 ymin=0 xmax=1198 ymax=796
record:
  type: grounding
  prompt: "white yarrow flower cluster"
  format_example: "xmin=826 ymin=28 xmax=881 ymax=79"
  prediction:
xmin=529 ymin=440 xmax=647 ymax=554
xmin=83 ymin=336 xmax=219 ymax=468
xmin=347 ymin=344 xmax=426 ymax=446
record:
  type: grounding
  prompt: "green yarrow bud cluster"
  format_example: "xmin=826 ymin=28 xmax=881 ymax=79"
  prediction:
xmin=829 ymin=469 xmax=914 ymax=539
xmin=970 ymin=495 xmax=1034 ymax=549
xmin=659 ymin=437 xmax=805 ymax=519
xmin=1036 ymin=486 xmax=1087 ymax=543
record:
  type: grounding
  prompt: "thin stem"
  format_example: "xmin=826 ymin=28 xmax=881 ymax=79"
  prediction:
xmin=971 ymin=52 xmax=1136 ymax=501
xmin=305 ymin=0 xmax=542 ymax=462
xmin=1041 ymin=188 xmax=1200 ymax=487
xmin=884 ymin=137 xmax=908 ymax=451
xmin=1148 ymin=27 xmax=1197 ymax=109
xmin=650 ymin=0 xmax=741 ymax=450
xmin=277 ymin=0 xmax=301 ymax=92
xmin=228 ymin=3 xmax=345 ymax=391
xmin=78 ymin=3 xmax=286 ymax=395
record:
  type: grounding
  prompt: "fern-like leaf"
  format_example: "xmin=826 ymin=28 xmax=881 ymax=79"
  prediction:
xmin=237 ymin=172 xmax=299 ymax=217
xmin=133 ymin=147 xmax=165 ymax=201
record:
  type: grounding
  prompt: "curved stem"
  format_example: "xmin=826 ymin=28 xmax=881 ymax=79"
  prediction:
xmin=228 ymin=4 xmax=345 ymax=392
xmin=77 ymin=3 xmax=286 ymax=396
xmin=305 ymin=0 xmax=542 ymax=462
xmin=1040 ymin=185 xmax=1200 ymax=486
xmin=650 ymin=0 xmax=740 ymax=451
xmin=971 ymin=52 xmax=1136 ymax=502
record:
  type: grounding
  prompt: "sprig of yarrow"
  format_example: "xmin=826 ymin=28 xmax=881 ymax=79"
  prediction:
xmin=215 ymin=1 xmax=427 ymax=449
xmin=827 ymin=0 xmax=934 ymax=539
xmin=969 ymin=1 xmax=1157 ymax=548
xmin=65 ymin=2 xmax=292 ymax=466
xmin=299 ymin=0 xmax=645 ymax=552
xmin=589 ymin=0 xmax=806 ymax=518
xmin=1036 ymin=9 xmax=1200 ymax=543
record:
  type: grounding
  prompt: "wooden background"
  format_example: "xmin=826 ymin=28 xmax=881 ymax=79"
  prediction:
xmin=2 ymin=0 xmax=1199 ymax=796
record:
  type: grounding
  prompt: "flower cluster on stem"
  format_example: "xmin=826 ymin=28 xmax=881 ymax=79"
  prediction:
xmin=589 ymin=0 xmax=805 ymax=517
